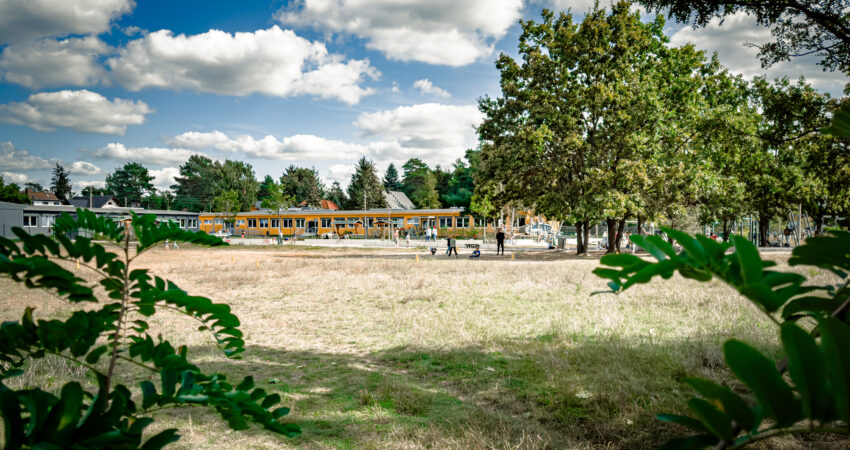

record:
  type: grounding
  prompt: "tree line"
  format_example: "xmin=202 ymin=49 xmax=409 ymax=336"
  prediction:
xmin=4 ymin=154 xmax=476 ymax=214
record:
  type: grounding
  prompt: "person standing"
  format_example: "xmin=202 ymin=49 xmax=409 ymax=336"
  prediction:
xmin=432 ymin=225 xmax=438 ymax=242
xmin=446 ymin=236 xmax=452 ymax=256
xmin=496 ymin=228 xmax=506 ymax=255
xmin=425 ymin=225 xmax=431 ymax=242
xmin=393 ymin=228 xmax=400 ymax=247
xmin=450 ymin=236 xmax=458 ymax=257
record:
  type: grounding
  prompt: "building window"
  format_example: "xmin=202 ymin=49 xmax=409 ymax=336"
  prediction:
xmin=456 ymin=217 xmax=469 ymax=228
xmin=247 ymin=218 xmax=257 ymax=228
xmin=321 ymin=218 xmax=331 ymax=227
xmin=203 ymin=219 xmax=212 ymax=225
xmin=43 ymin=216 xmax=56 ymax=228
xmin=439 ymin=217 xmax=453 ymax=228
xmin=191 ymin=219 xmax=198 ymax=228
xmin=214 ymin=218 xmax=224 ymax=225
xmin=271 ymin=218 xmax=279 ymax=228
xmin=407 ymin=217 xmax=420 ymax=226
xmin=282 ymin=218 xmax=292 ymax=228
xmin=259 ymin=218 xmax=269 ymax=227
xmin=23 ymin=216 xmax=38 ymax=227
xmin=295 ymin=218 xmax=305 ymax=228
xmin=236 ymin=219 xmax=245 ymax=226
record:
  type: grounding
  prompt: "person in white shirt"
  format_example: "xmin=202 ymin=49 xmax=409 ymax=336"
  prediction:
xmin=425 ymin=226 xmax=431 ymax=242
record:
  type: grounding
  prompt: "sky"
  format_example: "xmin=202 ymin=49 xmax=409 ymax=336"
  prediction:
xmin=0 ymin=0 xmax=846 ymax=194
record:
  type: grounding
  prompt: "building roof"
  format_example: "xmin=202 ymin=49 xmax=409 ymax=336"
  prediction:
xmin=25 ymin=190 xmax=61 ymax=202
xmin=69 ymin=196 xmax=121 ymax=208
xmin=296 ymin=199 xmax=339 ymax=210
xmin=383 ymin=191 xmax=415 ymax=209
xmin=23 ymin=204 xmax=199 ymax=217
xmin=201 ymin=207 xmax=464 ymax=218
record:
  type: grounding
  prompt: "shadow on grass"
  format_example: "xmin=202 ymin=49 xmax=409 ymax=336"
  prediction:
xmin=151 ymin=331 xmax=800 ymax=449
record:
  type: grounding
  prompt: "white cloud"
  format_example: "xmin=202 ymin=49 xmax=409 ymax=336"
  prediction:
xmin=0 ymin=141 xmax=58 ymax=170
xmin=0 ymin=36 xmax=109 ymax=88
xmin=669 ymin=13 xmax=846 ymax=96
xmin=166 ymin=130 xmax=366 ymax=161
xmin=149 ymin=167 xmax=180 ymax=191
xmin=92 ymin=142 xmax=205 ymax=166
xmin=327 ymin=164 xmax=355 ymax=185
xmin=0 ymin=0 xmax=134 ymax=44
xmin=0 ymin=171 xmax=32 ymax=184
xmin=277 ymin=0 xmax=523 ymax=66
xmin=413 ymin=79 xmax=450 ymax=98
xmin=75 ymin=180 xmax=106 ymax=189
xmin=69 ymin=161 xmax=102 ymax=175
xmin=165 ymin=130 xmax=230 ymax=149
xmin=107 ymin=26 xmax=379 ymax=104
xmin=354 ymin=103 xmax=482 ymax=161
xmin=0 ymin=90 xmax=153 ymax=134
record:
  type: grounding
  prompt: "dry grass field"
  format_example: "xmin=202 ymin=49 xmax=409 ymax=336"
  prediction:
xmin=1 ymin=245 xmax=845 ymax=449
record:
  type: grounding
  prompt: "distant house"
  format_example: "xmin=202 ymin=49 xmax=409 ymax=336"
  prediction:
xmin=69 ymin=196 xmax=121 ymax=209
xmin=25 ymin=189 xmax=63 ymax=206
xmin=383 ymin=191 xmax=415 ymax=210
xmin=298 ymin=199 xmax=339 ymax=210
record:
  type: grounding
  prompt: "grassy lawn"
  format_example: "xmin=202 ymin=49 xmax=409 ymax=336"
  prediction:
xmin=1 ymin=246 xmax=844 ymax=449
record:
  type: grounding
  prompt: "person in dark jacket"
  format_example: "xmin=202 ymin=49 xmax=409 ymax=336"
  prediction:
xmin=496 ymin=228 xmax=506 ymax=255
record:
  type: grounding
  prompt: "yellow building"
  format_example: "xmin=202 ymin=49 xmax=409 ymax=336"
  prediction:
xmin=198 ymin=208 xmax=472 ymax=237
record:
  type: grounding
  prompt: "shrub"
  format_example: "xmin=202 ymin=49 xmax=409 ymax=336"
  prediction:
xmin=595 ymin=229 xmax=849 ymax=448
xmin=0 ymin=210 xmax=299 ymax=449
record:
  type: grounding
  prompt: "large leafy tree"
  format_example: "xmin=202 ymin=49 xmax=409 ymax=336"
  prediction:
xmin=478 ymin=3 xmax=707 ymax=253
xmin=49 ymin=163 xmax=73 ymax=200
xmin=105 ymin=162 xmax=154 ymax=207
xmin=279 ymin=165 xmax=324 ymax=207
xmin=382 ymin=163 xmax=401 ymax=191
xmin=0 ymin=176 xmax=28 ymax=204
xmin=346 ymin=157 xmax=387 ymax=209
xmin=216 ymin=160 xmax=259 ymax=212
xmin=745 ymin=76 xmax=831 ymax=244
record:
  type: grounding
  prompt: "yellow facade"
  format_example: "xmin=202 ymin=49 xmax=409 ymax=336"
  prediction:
xmin=198 ymin=208 xmax=471 ymax=236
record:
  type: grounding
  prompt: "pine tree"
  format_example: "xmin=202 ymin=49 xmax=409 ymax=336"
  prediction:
xmin=346 ymin=157 xmax=387 ymax=210
xmin=327 ymin=181 xmax=347 ymax=208
xmin=50 ymin=163 xmax=73 ymax=200
xmin=382 ymin=163 xmax=401 ymax=191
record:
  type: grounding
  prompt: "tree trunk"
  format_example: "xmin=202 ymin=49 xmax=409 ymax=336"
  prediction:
xmin=722 ymin=219 xmax=729 ymax=242
xmin=583 ymin=222 xmax=590 ymax=255
xmin=575 ymin=220 xmax=585 ymax=255
xmin=815 ymin=214 xmax=824 ymax=235
xmin=759 ymin=216 xmax=770 ymax=246
xmin=636 ymin=217 xmax=644 ymax=236
xmin=606 ymin=218 xmax=617 ymax=254
xmin=615 ymin=219 xmax=626 ymax=253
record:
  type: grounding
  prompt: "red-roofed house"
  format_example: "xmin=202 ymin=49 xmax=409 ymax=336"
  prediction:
xmin=25 ymin=189 xmax=63 ymax=206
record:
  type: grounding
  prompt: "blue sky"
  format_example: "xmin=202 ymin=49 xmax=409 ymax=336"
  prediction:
xmin=0 ymin=0 xmax=845 ymax=194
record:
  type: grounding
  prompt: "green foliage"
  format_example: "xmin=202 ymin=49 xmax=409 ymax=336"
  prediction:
xmin=49 ymin=163 xmax=73 ymax=201
xmin=105 ymin=162 xmax=154 ymax=207
xmin=0 ymin=209 xmax=300 ymax=448
xmin=346 ymin=157 xmax=387 ymax=209
xmin=0 ymin=176 xmax=28 ymax=204
xmin=637 ymin=0 xmax=849 ymax=73
xmin=279 ymin=165 xmax=325 ymax=207
xmin=382 ymin=163 xmax=401 ymax=191
xmin=213 ymin=189 xmax=242 ymax=227
xmin=170 ymin=157 xmax=258 ymax=212
xmin=594 ymin=229 xmax=850 ymax=448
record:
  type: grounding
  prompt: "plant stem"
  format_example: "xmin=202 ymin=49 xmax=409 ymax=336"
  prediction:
xmin=105 ymin=224 xmax=132 ymax=396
